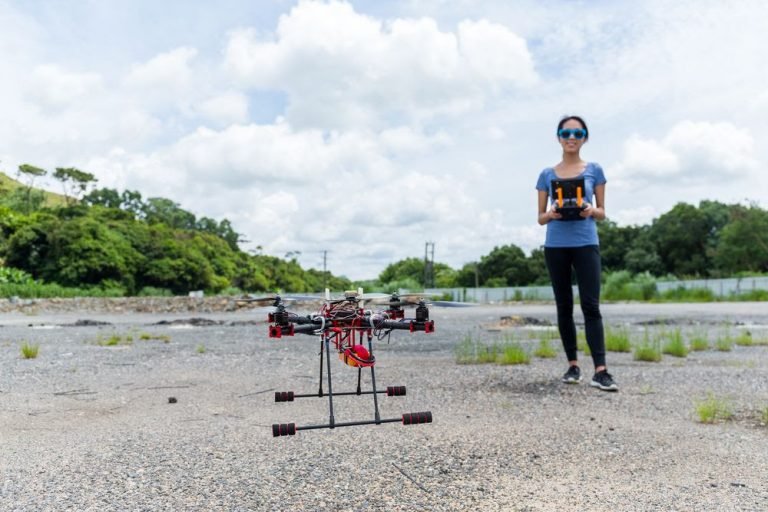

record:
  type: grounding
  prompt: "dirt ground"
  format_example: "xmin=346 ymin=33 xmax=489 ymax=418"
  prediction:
xmin=1 ymin=302 xmax=767 ymax=511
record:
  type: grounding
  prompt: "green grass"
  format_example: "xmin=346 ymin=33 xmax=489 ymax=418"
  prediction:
xmin=196 ymin=344 xmax=206 ymax=354
xmin=689 ymin=331 xmax=710 ymax=351
xmin=455 ymin=333 xmax=497 ymax=364
xmin=694 ymin=393 xmax=733 ymax=423
xmin=761 ymin=406 xmax=768 ymax=426
xmin=533 ymin=337 xmax=557 ymax=358
xmin=715 ymin=335 xmax=733 ymax=352
xmin=20 ymin=342 xmax=39 ymax=359
xmin=734 ymin=331 xmax=754 ymax=346
xmin=634 ymin=330 xmax=662 ymax=362
xmin=662 ymin=328 xmax=688 ymax=357
xmin=139 ymin=333 xmax=171 ymax=343
xmin=605 ymin=326 xmax=632 ymax=352
xmin=497 ymin=343 xmax=530 ymax=365
xmin=96 ymin=334 xmax=133 ymax=347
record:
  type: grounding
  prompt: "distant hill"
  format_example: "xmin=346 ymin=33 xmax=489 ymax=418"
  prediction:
xmin=0 ymin=171 xmax=68 ymax=207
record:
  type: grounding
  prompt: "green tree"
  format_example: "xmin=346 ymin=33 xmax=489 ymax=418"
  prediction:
xmin=16 ymin=164 xmax=47 ymax=214
xmin=650 ymin=203 xmax=711 ymax=276
xmin=714 ymin=206 xmax=768 ymax=274
xmin=52 ymin=167 xmax=97 ymax=204
xmin=477 ymin=244 xmax=532 ymax=286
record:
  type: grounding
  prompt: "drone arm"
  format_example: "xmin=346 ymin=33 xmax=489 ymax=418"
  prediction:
xmin=374 ymin=319 xmax=435 ymax=333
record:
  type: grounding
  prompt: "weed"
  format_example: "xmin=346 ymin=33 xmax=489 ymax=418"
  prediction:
xmin=455 ymin=333 xmax=496 ymax=364
xmin=715 ymin=336 xmax=733 ymax=352
xmin=498 ymin=343 xmax=530 ymax=365
xmin=20 ymin=342 xmax=39 ymax=359
xmin=761 ymin=406 xmax=768 ymax=426
xmin=634 ymin=330 xmax=662 ymax=362
xmin=638 ymin=384 xmax=655 ymax=395
xmin=694 ymin=393 xmax=733 ymax=423
xmin=689 ymin=332 xmax=710 ymax=351
xmin=734 ymin=331 xmax=754 ymax=346
xmin=605 ymin=326 xmax=632 ymax=352
xmin=662 ymin=328 xmax=688 ymax=357
xmin=139 ymin=333 xmax=171 ymax=343
xmin=533 ymin=338 xmax=558 ymax=358
xmin=97 ymin=334 xmax=132 ymax=347
xmin=196 ymin=344 xmax=206 ymax=354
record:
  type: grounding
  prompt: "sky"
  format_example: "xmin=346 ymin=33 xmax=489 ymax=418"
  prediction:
xmin=2 ymin=0 xmax=767 ymax=280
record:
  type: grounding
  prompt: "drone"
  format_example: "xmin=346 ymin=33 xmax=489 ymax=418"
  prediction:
xmin=240 ymin=289 xmax=450 ymax=437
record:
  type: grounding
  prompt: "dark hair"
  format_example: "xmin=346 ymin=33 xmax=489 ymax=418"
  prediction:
xmin=557 ymin=115 xmax=589 ymax=139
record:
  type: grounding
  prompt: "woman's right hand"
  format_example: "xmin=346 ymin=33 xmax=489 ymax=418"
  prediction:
xmin=539 ymin=205 xmax=562 ymax=224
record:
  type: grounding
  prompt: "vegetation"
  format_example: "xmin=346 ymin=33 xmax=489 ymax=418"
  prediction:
xmin=3 ymin=166 xmax=768 ymax=298
xmin=605 ymin=326 xmax=632 ymax=352
xmin=498 ymin=343 xmax=530 ymax=365
xmin=533 ymin=337 xmax=557 ymax=358
xmin=634 ymin=331 xmax=662 ymax=362
xmin=661 ymin=328 xmax=688 ymax=358
xmin=20 ymin=342 xmax=39 ymax=359
xmin=694 ymin=393 xmax=733 ymax=423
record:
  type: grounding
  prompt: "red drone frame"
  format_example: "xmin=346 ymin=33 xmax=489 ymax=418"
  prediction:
xmin=249 ymin=290 xmax=437 ymax=437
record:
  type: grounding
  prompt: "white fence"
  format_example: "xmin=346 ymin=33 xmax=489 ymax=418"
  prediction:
xmin=421 ymin=276 xmax=768 ymax=304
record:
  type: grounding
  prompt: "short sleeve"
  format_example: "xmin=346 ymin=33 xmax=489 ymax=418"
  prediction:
xmin=592 ymin=163 xmax=607 ymax=185
xmin=535 ymin=168 xmax=550 ymax=191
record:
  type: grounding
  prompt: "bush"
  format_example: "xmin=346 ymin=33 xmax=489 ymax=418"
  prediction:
xmin=602 ymin=271 xmax=657 ymax=301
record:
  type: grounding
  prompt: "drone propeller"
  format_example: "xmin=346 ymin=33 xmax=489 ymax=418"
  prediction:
xmin=234 ymin=294 xmax=321 ymax=308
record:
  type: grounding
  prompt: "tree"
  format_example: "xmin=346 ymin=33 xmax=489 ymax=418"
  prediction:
xmin=477 ymin=244 xmax=532 ymax=286
xmin=143 ymin=197 xmax=196 ymax=230
xmin=714 ymin=205 xmax=768 ymax=274
xmin=16 ymin=164 xmax=47 ymax=213
xmin=650 ymin=203 xmax=711 ymax=276
xmin=52 ymin=167 xmax=97 ymax=204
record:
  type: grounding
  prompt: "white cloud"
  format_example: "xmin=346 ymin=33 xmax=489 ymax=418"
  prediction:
xmin=195 ymin=92 xmax=249 ymax=126
xmin=26 ymin=64 xmax=104 ymax=109
xmin=223 ymin=0 xmax=537 ymax=129
xmin=614 ymin=121 xmax=757 ymax=183
xmin=125 ymin=46 xmax=198 ymax=91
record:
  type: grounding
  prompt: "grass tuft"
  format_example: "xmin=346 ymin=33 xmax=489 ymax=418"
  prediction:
xmin=96 ymin=334 xmax=132 ymax=347
xmin=761 ymin=406 xmax=768 ymax=426
xmin=196 ymin=344 xmax=206 ymax=354
xmin=689 ymin=331 xmax=710 ymax=351
xmin=455 ymin=333 xmax=496 ymax=364
xmin=605 ymin=326 xmax=632 ymax=352
xmin=20 ymin=342 xmax=39 ymax=359
xmin=715 ymin=335 xmax=733 ymax=352
xmin=694 ymin=393 xmax=733 ymax=423
xmin=662 ymin=328 xmax=688 ymax=358
xmin=533 ymin=337 xmax=558 ymax=358
xmin=498 ymin=343 xmax=530 ymax=365
xmin=734 ymin=331 xmax=754 ymax=346
xmin=634 ymin=330 xmax=662 ymax=362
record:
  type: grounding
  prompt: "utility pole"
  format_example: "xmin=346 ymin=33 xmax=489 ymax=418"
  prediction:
xmin=321 ymin=250 xmax=328 ymax=291
xmin=423 ymin=241 xmax=435 ymax=289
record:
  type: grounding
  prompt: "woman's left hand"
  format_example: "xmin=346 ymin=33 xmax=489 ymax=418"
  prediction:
xmin=580 ymin=202 xmax=593 ymax=218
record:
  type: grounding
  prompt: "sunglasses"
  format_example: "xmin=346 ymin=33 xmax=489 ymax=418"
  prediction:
xmin=557 ymin=128 xmax=587 ymax=140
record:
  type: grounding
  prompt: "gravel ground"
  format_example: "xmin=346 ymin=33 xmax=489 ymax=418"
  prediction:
xmin=1 ymin=303 xmax=767 ymax=511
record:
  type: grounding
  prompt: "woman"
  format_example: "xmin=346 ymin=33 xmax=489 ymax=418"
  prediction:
xmin=535 ymin=115 xmax=618 ymax=391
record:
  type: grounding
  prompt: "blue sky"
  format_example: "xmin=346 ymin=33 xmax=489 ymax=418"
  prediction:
xmin=2 ymin=0 xmax=767 ymax=280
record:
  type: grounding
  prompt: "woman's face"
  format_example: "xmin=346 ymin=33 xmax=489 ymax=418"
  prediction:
xmin=558 ymin=119 xmax=587 ymax=154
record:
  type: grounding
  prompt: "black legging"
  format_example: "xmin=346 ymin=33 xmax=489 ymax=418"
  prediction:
xmin=544 ymin=245 xmax=606 ymax=368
